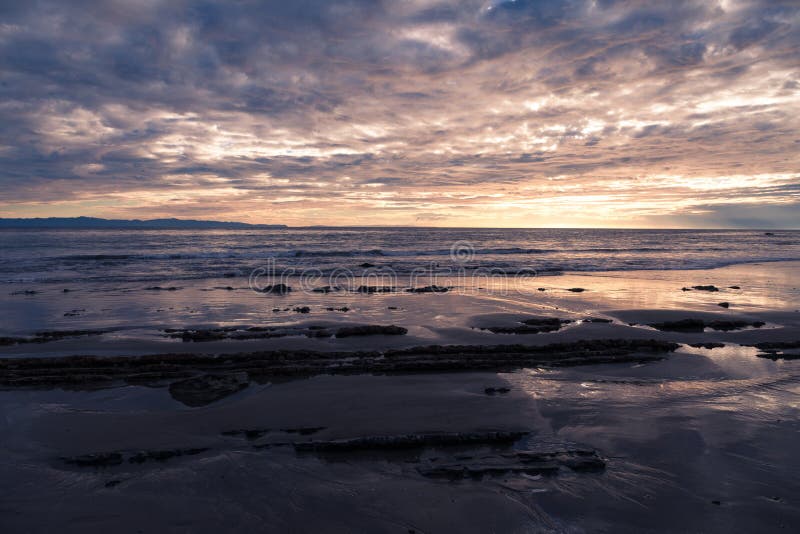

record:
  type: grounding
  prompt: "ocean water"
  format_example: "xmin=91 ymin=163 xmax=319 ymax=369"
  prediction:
xmin=1 ymin=228 xmax=798 ymax=284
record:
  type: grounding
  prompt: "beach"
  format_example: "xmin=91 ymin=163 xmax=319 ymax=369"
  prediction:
xmin=2 ymin=247 xmax=799 ymax=532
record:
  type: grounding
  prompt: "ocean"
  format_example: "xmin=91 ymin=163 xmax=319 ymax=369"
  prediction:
xmin=1 ymin=228 xmax=798 ymax=285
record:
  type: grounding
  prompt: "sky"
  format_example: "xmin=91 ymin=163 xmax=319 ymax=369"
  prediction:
xmin=0 ymin=0 xmax=798 ymax=228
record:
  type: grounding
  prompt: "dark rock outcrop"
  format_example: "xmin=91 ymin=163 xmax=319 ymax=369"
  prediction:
xmin=144 ymin=286 xmax=181 ymax=291
xmin=483 ymin=317 xmax=571 ymax=335
xmin=334 ymin=325 xmax=407 ymax=338
xmin=648 ymin=319 xmax=764 ymax=332
xmin=312 ymin=286 xmax=338 ymax=293
xmin=128 ymin=448 xmax=208 ymax=463
xmin=168 ymin=373 xmax=249 ymax=407
xmin=691 ymin=285 xmax=719 ymax=292
xmin=0 ymin=329 xmax=106 ymax=346
xmin=418 ymin=448 xmax=605 ymax=479
xmin=407 ymin=285 xmax=449 ymax=293
xmin=294 ymin=431 xmax=529 ymax=452
xmin=0 ymin=339 xmax=680 ymax=387
xmin=356 ymin=285 xmax=395 ymax=293
xmin=689 ymin=342 xmax=726 ymax=349
xmin=260 ymin=283 xmax=291 ymax=294
xmin=749 ymin=341 xmax=800 ymax=360
xmin=63 ymin=452 xmax=124 ymax=467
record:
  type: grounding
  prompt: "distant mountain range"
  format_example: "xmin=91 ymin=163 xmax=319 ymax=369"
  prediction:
xmin=0 ymin=217 xmax=287 ymax=229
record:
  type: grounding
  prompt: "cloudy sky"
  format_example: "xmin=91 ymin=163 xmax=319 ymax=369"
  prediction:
xmin=0 ymin=0 xmax=798 ymax=227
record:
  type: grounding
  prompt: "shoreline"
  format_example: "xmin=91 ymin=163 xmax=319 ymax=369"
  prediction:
xmin=1 ymin=260 xmax=799 ymax=532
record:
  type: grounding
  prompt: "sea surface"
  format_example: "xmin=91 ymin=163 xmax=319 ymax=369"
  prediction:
xmin=1 ymin=228 xmax=798 ymax=285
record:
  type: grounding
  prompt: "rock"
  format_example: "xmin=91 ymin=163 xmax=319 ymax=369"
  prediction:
xmin=691 ymin=285 xmax=719 ymax=292
xmin=356 ymin=285 xmax=395 ymax=293
xmin=582 ymin=317 xmax=613 ymax=323
xmin=407 ymin=285 xmax=449 ymax=293
xmin=0 ymin=339 xmax=680 ymax=387
xmin=751 ymin=341 xmax=800 ymax=350
xmin=537 ymin=288 xmax=546 ymax=292
xmin=63 ymin=452 xmax=123 ymax=467
xmin=764 ymin=232 xmax=774 ymax=236
xmin=260 ymin=283 xmax=291 ymax=294
xmin=170 ymin=329 xmax=229 ymax=342
xmin=222 ymin=428 xmax=271 ymax=440
xmin=729 ymin=286 xmax=741 ymax=289
xmin=128 ymin=448 xmax=208 ymax=463
xmin=484 ymin=387 xmax=511 ymax=395
xmin=648 ymin=319 xmax=706 ymax=332
xmin=359 ymin=262 xmax=376 ymax=268
xmin=483 ymin=317 xmax=570 ymax=335
xmin=567 ymin=288 xmax=585 ymax=293
xmin=281 ymin=427 xmax=326 ymax=435
xmin=128 ymin=447 xmax=208 ymax=464
xmin=718 ymin=302 xmax=730 ymax=308
xmin=0 ymin=330 xmax=106 ymax=346
xmin=312 ymin=286 xmax=337 ymax=293
xmin=293 ymin=306 xmax=311 ymax=314
xmin=708 ymin=320 xmax=764 ymax=331
xmin=648 ymin=318 xmax=763 ymax=332
xmin=294 ymin=431 xmax=529 ymax=452
xmin=681 ymin=287 xmax=691 ymax=291
xmin=418 ymin=448 xmax=605 ymax=479
xmin=168 ymin=373 xmax=249 ymax=407
xmin=689 ymin=342 xmax=725 ymax=349
xmin=335 ymin=325 xmax=407 ymax=338
xmin=750 ymin=341 xmax=800 ymax=360
xmin=144 ymin=286 xmax=181 ymax=291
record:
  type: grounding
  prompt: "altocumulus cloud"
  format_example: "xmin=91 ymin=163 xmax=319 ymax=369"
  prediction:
xmin=0 ymin=0 xmax=798 ymax=227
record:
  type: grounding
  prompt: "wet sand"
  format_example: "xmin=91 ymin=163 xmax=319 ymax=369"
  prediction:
xmin=1 ymin=261 xmax=799 ymax=532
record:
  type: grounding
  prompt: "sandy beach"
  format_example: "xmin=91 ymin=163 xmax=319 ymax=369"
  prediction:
xmin=2 ymin=261 xmax=799 ymax=532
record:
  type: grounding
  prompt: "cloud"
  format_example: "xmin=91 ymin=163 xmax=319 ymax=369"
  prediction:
xmin=0 ymin=0 xmax=798 ymax=227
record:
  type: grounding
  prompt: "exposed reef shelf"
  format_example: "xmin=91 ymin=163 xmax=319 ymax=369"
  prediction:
xmin=0 ymin=339 xmax=680 ymax=389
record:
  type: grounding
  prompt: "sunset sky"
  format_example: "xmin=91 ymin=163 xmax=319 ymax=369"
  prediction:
xmin=0 ymin=0 xmax=798 ymax=228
